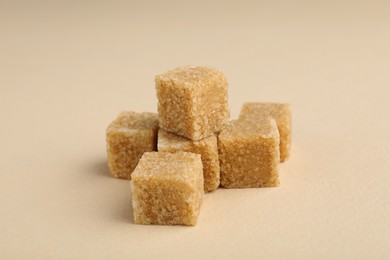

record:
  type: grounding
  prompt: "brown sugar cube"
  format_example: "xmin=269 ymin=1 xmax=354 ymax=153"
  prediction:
xmin=158 ymin=129 xmax=220 ymax=192
xmin=106 ymin=111 xmax=159 ymax=179
xmin=155 ymin=66 xmax=230 ymax=141
xmin=131 ymin=152 xmax=204 ymax=226
xmin=218 ymin=119 xmax=280 ymax=188
xmin=239 ymin=103 xmax=292 ymax=162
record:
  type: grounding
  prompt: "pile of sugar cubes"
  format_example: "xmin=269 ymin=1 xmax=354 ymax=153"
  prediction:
xmin=106 ymin=66 xmax=291 ymax=226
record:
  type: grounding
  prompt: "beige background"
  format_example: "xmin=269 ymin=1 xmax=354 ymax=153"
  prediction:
xmin=1 ymin=0 xmax=389 ymax=259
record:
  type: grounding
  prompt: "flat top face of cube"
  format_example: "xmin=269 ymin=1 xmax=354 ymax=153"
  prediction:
xmin=219 ymin=118 xmax=279 ymax=141
xmin=107 ymin=111 xmax=159 ymax=132
xmin=158 ymin=129 xmax=216 ymax=151
xmin=155 ymin=66 xmax=227 ymax=90
xmin=132 ymin=151 xmax=202 ymax=183
xmin=157 ymin=129 xmax=192 ymax=151
xmin=239 ymin=102 xmax=291 ymax=121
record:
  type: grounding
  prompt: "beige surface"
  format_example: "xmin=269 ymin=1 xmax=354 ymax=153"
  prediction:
xmin=1 ymin=0 xmax=389 ymax=259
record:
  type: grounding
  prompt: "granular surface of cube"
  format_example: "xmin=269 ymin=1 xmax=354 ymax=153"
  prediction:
xmin=218 ymin=119 xmax=280 ymax=188
xmin=155 ymin=66 xmax=230 ymax=141
xmin=106 ymin=111 xmax=159 ymax=179
xmin=131 ymin=152 xmax=204 ymax=226
xmin=158 ymin=129 xmax=220 ymax=192
xmin=239 ymin=103 xmax=291 ymax=162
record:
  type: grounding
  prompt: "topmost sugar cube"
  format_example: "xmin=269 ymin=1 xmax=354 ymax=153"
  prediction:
xmin=155 ymin=66 xmax=230 ymax=141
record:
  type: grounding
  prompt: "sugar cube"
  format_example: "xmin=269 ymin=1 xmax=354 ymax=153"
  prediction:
xmin=158 ymin=129 xmax=220 ymax=192
xmin=155 ymin=66 xmax=230 ymax=141
xmin=106 ymin=111 xmax=159 ymax=179
xmin=131 ymin=152 xmax=204 ymax=226
xmin=239 ymin=103 xmax=291 ymax=162
xmin=218 ymin=119 xmax=280 ymax=188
